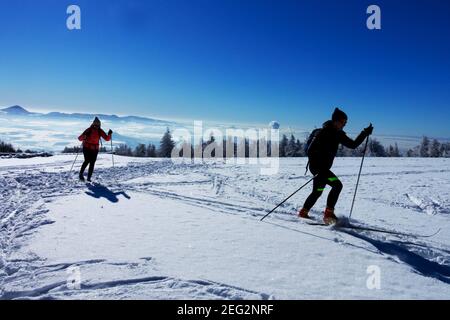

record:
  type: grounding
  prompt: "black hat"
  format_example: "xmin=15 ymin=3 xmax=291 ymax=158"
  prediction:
xmin=332 ymin=108 xmax=348 ymax=122
xmin=92 ymin=117 xmax=101 ymax=127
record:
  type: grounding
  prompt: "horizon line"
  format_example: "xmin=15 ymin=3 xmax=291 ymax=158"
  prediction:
xmin=2 ymin=104 xmax=450 ymax=141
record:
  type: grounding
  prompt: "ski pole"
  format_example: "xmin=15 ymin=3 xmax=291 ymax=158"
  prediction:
xmin=349 ymin=135 xmax=370 ymax=219
xmin=68 ymin=145 xmax=81 ymax=179
xmin=260 ymin=175 xmax=317 ymax=221
xmin=111 ymin=137 xmax=115 ymax=169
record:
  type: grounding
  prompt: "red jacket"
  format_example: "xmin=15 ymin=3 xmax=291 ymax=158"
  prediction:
xmin=78 ymin=126 xmax=111 ymax=151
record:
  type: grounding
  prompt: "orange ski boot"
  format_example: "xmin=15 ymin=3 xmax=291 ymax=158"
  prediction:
xmin=298 ymin=208 xmax=311 ymax=219
xmin=323 ymin=207 xmax=338 ymax=225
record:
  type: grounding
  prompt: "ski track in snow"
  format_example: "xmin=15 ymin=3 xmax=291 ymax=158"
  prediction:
xmin=2 ymin=258 xmax=271 ymax=300
xmin=0 ymin=158 xmax=274 ymax=299
xmin=1 ymin=156 xmax=450 ymax=299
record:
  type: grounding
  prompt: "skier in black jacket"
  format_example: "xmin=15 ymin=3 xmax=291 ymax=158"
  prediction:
xmin=299 ymin=108 xmax=373 ymax=224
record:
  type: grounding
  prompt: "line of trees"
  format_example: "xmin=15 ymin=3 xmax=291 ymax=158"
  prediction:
xmin=0 ymin=140 xmax=16 ymax=153
xmin=280 ymin=134 xmax=450 ymax=158
xmin=0 ymin=139 xmax=52 ymax=158
xmin=62 ymin=146 xmax=108 ymax=153
xmin=278 ymin=134 xmax=399 ymax=157
xmin=273 ymin=134 xmax=439 ymax=158
xmin=407 ymin=136 xmax=450 ymax=158
xmin=5 ymin=132 xmax=450 ymax=159
xmin=111 ymin=131 xmax=450 ymax=159
xmin=114 ymin=129 xmax=276 ymax=158
xmin=0 ymin=140 xmax=41 ymax=154
xmin=114 ymin=129 xmax=168 ymax=157
xmin=114 ymin=143 xmax=158 ymax=157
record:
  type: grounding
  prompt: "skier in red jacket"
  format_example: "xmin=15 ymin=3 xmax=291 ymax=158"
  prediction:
xmin=78 ymin=117 xmax=113 ymax=182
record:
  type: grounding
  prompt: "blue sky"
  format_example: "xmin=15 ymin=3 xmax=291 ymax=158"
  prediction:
xmin=0 ymin=0 xmax=449 ymax=137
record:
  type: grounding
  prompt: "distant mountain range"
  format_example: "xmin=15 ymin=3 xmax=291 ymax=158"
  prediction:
xmin=1 ymin=105 xmax=33 ymax=115
xmin=0 ymin=105 xmax=175 ymax=125
xmin=0 ymin=105 xmax=181 ymax=152
xmin=0 ymin=105 xmax=448 ymax=153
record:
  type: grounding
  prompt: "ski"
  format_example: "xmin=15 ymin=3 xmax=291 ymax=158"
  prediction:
xmin=301 ymin=219 xmax=441 ymax=238
xmin=343 ymin=224 xmax=441 ymax=238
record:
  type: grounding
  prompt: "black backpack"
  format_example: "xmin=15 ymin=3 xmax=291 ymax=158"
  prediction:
xmin=304 ymin=128 xmax=322 ymax=175
xmin=304 ymin=128 xmax=322 ymax=156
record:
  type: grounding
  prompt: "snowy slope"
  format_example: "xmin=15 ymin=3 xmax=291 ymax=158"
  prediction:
xmin=1 ymin=156 xmax=450 ymax=299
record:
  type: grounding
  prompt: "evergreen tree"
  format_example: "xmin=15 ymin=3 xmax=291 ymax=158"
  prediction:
xmin=352 ymin=145 xmax=364 ymax=157
xmin=429 ymin=139 xmax=441 ymax=158
xmin=295 ymin=139 xmax=305 ymax=157
xmin=245 ymin=138 xmax=250 ymax=157
xmin=388 ymin=145 xmax=395 ymax=157
xmin=159 ymin=128 xmax=175 ymax=158
xmin=146 ymin=144 xmax=157 ymax=157
xmin=420 ymin=136 xmax=430 ymax=157
xmin=134 ymin=144 xmax=147 ymax=157
xmin=0 ymin=140 xmax=16 ymax=153
xmin=115 ymin=144 xmax=133 ymax=156
xmin=444 ymin=143 xmax=450 ymax=157
xmin=393 ymin=143 xmax=400 ymax=157
xmin=285 ymin=134 xmax=297 ymax=157
xmin=368 ymin=138 xmax=386 ymax=157
xmin=439 ymin=142 xmax=450 ymax=158
xmin=439 ymin=143 xmax=446 ymax=158
xmin=279 ymin=134 xmax=288 ymax=157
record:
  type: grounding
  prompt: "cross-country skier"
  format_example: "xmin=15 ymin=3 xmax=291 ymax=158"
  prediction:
xmin=78 ymin=117 xmax=113 ymax=182
xmin=298 ymin=108 xmax=373 ymax=225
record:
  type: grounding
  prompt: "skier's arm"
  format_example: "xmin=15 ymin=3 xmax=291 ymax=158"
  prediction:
xmin=339 ymin=131 xmax=367 ymax=149
xmin=78 ymin=130 xmax=88 ymax=141
xmin=100 ymin=129 xmax=112 ymax=141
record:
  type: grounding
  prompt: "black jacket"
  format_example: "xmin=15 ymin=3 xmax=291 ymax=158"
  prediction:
xmin=308 ymin=120 xmax=368 ymax=171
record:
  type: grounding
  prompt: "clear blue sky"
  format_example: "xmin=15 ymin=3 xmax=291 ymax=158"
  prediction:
xmin=0 ymin=0 xmax=449 ymax=137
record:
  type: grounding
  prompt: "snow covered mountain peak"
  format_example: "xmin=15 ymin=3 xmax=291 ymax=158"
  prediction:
xmin=1 ymin=105 xmax=31 ymax=115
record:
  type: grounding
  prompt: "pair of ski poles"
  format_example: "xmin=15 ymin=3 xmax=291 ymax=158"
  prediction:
xmin=260 ymin=136 xmax=370 ymax=222
xmin=68 ymin=138 xmax=115 ymax=179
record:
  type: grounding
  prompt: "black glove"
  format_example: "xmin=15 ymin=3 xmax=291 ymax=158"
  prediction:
xmin=108 ymin=129 xmax=113 ymax=135
xmin=363 ymin=123 xmax=374 ymax=136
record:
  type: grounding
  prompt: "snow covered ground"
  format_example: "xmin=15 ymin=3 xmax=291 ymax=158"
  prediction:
xmin=1 ymin=155 xmax=449 ymax=299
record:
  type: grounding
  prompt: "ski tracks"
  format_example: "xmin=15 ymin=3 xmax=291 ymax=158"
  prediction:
xmin=0 ymin=159 xmax=274 ymax=299
xmin=1 ymin=257 xmax=272 ymax=300
xmin=2 ymin=157 xmax=450 ymax=297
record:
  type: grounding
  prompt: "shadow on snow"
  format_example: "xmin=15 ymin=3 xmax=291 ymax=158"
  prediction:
xmin=343 ymin=230 xmax=450 ymax=285
xmin=85 ymin=183 xmax=131 ymax=203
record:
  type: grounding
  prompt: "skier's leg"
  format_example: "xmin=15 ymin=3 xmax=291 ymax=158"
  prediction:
xmin=79 ymin=148 xmax=89 ymax=178
xmin=87 ymin=150 xmax=99 ymax=180
xmin=303 ymin=172 xmax=327 ymax=211
xmin=325 ymin=171 xmax=343 ymax=209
